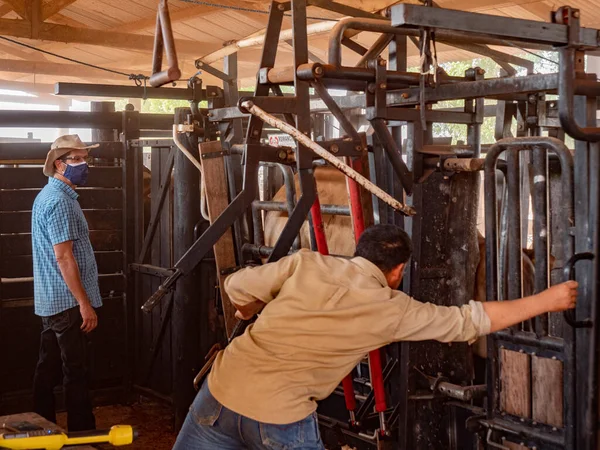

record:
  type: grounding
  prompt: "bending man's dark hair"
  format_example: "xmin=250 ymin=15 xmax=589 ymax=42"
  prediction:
xmin=354 ymin=224 xmax=412 ymax=273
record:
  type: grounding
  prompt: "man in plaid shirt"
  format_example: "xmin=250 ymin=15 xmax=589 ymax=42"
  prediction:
xmin=31 ymin=135 xmax=102 ymax=432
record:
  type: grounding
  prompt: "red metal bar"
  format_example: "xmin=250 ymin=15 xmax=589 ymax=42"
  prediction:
xmin=310 ymin=196 xmax=329 ymax=255
xmin=346 ymin=157 xmax=388 ymax=431
xmin=347 ymin=159 xmax=366 ymax=241
xmin=369 ymin=348 xmax=387 ymax=413
xmin=342 ymin=374 xmax=357 ymax=412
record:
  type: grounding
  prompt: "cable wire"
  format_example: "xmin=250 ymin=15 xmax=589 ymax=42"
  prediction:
xmin=178 ymin=0 xmax=341 ymax=21
xmin=500 ymin=40 xmax=559 ymax=66
xmin=0 ymin=35 xmax=149 ymax=82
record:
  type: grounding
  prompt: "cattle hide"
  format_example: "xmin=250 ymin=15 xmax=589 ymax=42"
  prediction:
xmin=264 ymin=166 xmax=356 ymax=257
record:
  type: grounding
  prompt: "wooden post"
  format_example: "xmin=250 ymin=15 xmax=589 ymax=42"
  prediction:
xmin=199 ymin=140 xmax=238 ymax=337
xmin=172 ymin=107 xmax=202 ymax=430
xmin=91 ymin=101 xmax=117 ymax=142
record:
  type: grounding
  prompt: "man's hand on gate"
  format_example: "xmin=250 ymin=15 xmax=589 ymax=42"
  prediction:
xmin=539 ymin=280 xmax=579 ymax=312
xmin=80 ymin=302 xmax=98 ymax=333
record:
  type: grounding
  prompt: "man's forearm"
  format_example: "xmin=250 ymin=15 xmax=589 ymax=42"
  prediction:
xmin=234 ymin=299 xmax=266 ymax=320
xmin=482 ymin=296 xmax=547 ymax=333
xmin=57 ymin=256 xmax=90 ymax=306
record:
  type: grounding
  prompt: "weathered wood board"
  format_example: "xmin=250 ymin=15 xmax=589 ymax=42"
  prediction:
xmin=532 ymin=355 xmax=564 ymax=427
xmin=199 ymin=141 xmax=237 ymax=337
xmin=500 ymin=349 xmax=531 ymax=418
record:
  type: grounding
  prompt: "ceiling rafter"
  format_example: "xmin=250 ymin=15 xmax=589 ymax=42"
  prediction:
xmin=0 ymin=18 xmax=212 ymax=54
xmin=42 ymin=0 xmax=78 ymax=21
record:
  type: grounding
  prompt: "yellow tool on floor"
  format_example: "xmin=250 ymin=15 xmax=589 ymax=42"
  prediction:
xmin=0 ymin=425 xmax=136 ymax=449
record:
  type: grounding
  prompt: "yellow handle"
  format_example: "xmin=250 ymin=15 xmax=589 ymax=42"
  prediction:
xmin=0 ymin=425 xmax=135 ymax=449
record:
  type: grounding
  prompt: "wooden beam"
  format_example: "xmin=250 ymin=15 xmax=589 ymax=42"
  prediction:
xmin=0 ymin=4 xmax=15 ymax=17
xmin=41 ymin=0 xmax=77 ymax=21
xmin=28 ymin=0 xmax=41 ymax=38
xmin=0 ymin=18 xmax=210 ymax=54
xmin=0 ymin=41 xmax=46 ymax=61
xmin=2 ymin=0 xmax=26 ymax=19
xmin=0 ymin=78 xmax=55 ymax=94
xmin=0 ymin=58 xmax=129 ymax=80
xmin=108 ymin=0 xmax=268 ymax=32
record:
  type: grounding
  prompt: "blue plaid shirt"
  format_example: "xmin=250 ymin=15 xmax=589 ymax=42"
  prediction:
xmin=31 ymin=177 xmax=103 ymax=316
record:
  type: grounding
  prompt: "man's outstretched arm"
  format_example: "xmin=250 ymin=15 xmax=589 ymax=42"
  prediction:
xmin=393 ymin=280 xmax=578 ymax=344
xmin=483 ymin=280 xmax=578 ymax=332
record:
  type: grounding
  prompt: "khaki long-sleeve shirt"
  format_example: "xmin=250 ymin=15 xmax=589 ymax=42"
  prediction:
xmin=208 ymin=249 xmax=490 ymax=425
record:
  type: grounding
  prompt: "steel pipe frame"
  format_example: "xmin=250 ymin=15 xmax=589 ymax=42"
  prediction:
xmin=484 ymin=137 xmax=574 ymax=449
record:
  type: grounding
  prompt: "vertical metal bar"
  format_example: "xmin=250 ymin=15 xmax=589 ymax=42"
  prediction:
xmin=574 ymin=95 xmax=593 ymax=450
xmin=584 ymin=136 xmax=600 ymax=450
xmin=121 ymin=109 xmax=141 ymax=404
xmin=506 ymin=151 xmax=523 ymax=330
xmin=532 ymin=146 xmax=549 ymax=336
xmin=484 ymin=146 xmax=501 ymax=425
xmin=276 ymin=163 xmax=300 ymax=250
xmin=172 ymin=108 xmax=202 ymax=430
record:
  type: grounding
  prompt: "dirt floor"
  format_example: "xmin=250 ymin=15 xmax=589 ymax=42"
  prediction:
xmin=57 ymin=399 xmax=178 ymax=450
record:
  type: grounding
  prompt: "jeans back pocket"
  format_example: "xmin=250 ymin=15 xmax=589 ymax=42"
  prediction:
xmin=260 ymin=412 xmax=322 ymax=450
xmin=190 ymin=383 xmax=223 ymax=427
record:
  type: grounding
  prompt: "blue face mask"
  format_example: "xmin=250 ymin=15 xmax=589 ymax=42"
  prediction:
xmin=63 ymin=161 xmax=89 ymax=186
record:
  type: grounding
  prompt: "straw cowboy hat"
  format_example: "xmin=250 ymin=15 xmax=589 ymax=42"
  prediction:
xmin=43 ymin=134 xmax=99 ymax=177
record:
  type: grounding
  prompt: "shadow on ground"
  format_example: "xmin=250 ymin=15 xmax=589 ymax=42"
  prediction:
xmin=57 ymin=399 xmax=177 ymax=450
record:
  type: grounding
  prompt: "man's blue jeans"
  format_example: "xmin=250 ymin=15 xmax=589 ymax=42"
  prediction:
xmin=172 ymin=381 xmax=325 ymax=449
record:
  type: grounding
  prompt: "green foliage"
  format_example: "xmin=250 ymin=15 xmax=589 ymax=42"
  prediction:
xmin=113 ymin=98 xmax=207 ymax=113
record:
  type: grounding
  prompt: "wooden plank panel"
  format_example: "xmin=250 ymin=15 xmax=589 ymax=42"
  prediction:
xmin=0 ymin=167 xmax=123 ymax=189
xmin=1 ymin=251 xmax=123 ymax=278
xmin=199 ymin=141 xmax=237 ymax=337
xmin=0 ymin=273 xmax=125 ymax=300
xmin=0 ymin=188 xmax=122 ymax=211
xmin=0 ymin=141 xmax=123 ymax=161
xmin=500 ymin=349 xmax=531 ymax=418
xmin=532 ymin=355 xmax=564 ymax=427
xmin=0 ymin=230 xmax=122 ymax=256
xmin=0 ymin=210 xmax=123 ymax=233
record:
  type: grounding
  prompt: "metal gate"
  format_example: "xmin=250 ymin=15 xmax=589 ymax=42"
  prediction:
xmin=482 ymin=136 xmax=578 ymax=450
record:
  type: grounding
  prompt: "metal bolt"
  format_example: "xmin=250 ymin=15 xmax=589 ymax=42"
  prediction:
xmin=401 ymin=93 xmax=410 ymax=99
xmin=573 ymin=10 xmax=580 ymax=18
xmin=330 ymin=144 xmax=339 ymax=153
xmin=379 ymin=83 xmax=387 ymax=89
xmin=314 ymin=66 xmax=324 ymax=75
xmin=211 ymin=91 xmax=217 ymax=96
xmin=355 ymin=145 xmax=363 ymax=151
xmin=208 ymin=112 xmax=213 ymax=117
xmin=477 ymin=68 xmax=485 ymax=75
xmin=278 ymin=150 xmax=287 ymax=160
xmin=253 ymin=130 xmax=259 ymax=136
xmin=379 ymin=59 xmax=387 ymax=66
xmin=529 ymin=94 xmax=537 ymax=103
xmin=518 ymin=124 xmax=524 ymax=130
xmin=277 ymin=3 xmax=285 ymax=10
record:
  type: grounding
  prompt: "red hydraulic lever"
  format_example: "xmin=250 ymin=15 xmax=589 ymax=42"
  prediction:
xmin=346 ymin=158 xmax=388 ymax=435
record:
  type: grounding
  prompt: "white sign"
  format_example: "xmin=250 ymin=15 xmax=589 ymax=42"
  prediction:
xmin=268 ymin=134 xmax=296 ymax=148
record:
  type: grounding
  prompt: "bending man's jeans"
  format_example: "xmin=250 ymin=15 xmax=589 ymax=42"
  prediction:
xmin=173 ymin=381 xmax=325 ymax=449
xmin=33 ymin=306 xmax=95 ymax=432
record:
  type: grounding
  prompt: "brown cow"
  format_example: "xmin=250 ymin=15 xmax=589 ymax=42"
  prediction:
xmin=472 ymin=232 xmax=550 ymax=358
xmin=264 ymin=166 xmax=356 ymax=256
